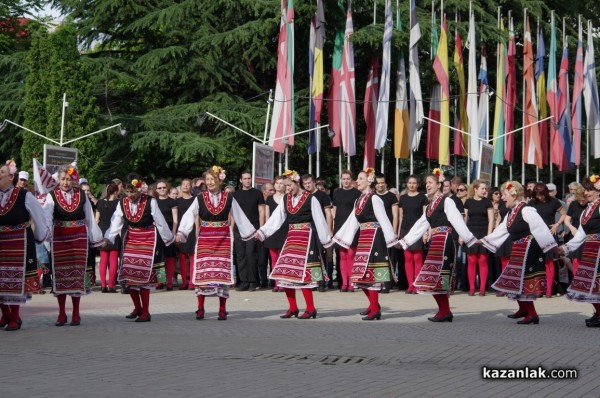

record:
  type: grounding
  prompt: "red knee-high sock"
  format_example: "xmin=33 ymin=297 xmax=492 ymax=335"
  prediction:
xmin=269 ymin=249 xmax=280 ymax=287
xmin=301 ymin=288 xmax=315 ymax=312
xmin=57 ymin=294 xmax=67 ymax=318
xmin=368 ymin=290 xmax=380 ymax=316
xmin=0 ymin=304 xmax=10 ymax=323
xmin=219 ymin=297 xmax=227 ymax=313
xmin=545 ymin=259 xmax=555 ymax=296
xmin=501 ymin=257 xmax=509 ymax=272
xmin=99 ymin=251 xmax=109 ymax=288
xmin=592 ymin=303 xmax=600 ymax=315
xmin=284 ymin=288 xmax=298 ymax=312
xmin=516 ymin=300 xmax=526 ymax=314
xmin=129 ymin=289 xmax=142 ymax=311
xmin=165 ymin=257 xmax=176 ymax=289
xmin=414 ymin=250 xmax=424 ymax=277
xmin=9 ymin=305 xmax=19 ymax=321
xmin=404 ymin=251 xmax=415 ymax=290
xmin=108 ymin=251 xmax=119 ymax=288
xmin=526 ymin=301 xmax=538 ymax=317
xmin=432 ymin=294 xmax=443 ymax=317
xmin=140 ymin=288 xmax=150 ymax=317
xmin=440 ymin=294 xmax=451 ymax=316
xmin=572 ymin=258 xmax=580 ymax=276
xmin=178 ymin=253 xmax=188 ymax=285
xmin=71 ymin=296 xmax=81 ymax=321
xmin=467 ymin=254 xmax=477 ymax=294
xmin=197 ymin=295 xmax=205 ymax=311
xmin=478 ymin=253 xmax=489 ymax=294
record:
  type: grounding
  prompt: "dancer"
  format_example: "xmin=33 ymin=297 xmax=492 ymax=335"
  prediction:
xmin=251 ymin=170 xmax=332 ymax=319
xmin=264 ymin=175 xmax=288 ymax=292
xmin=153 ymin=179 xmax=178 ymax=290
xmin=481 ymin=181 xmax=559 ymax=325
xmin=399 ymin=169 xmax=477 ymax=322
xmin=177 ymin=166 xmax=253 ymax=320
xmin=104 ymin=173 xmax=174 ymax=322
xmin=0 ymin=160 xmax=49 ymax=330
xmin=333 ymin=168 xmax=398 ymax=320
xmin=43 ymin=164 xmax=103 ymax=326
xmin=95 ymin=181 xmax=120 ymax=293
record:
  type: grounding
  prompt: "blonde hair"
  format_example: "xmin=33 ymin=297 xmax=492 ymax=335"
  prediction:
xmin=500 ymin=180 xmax=524 ymax=199
xmin=470 ymin=179 xmax=487 ymax=198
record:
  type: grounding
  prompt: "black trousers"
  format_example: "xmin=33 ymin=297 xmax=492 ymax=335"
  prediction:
xmin=233 ymin=232 xmax=258 ymax=286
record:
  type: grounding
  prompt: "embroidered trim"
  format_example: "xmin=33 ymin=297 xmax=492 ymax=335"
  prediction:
xmin=0 ymin=221 xmax=29 ymax=231
xmin=202 ymin=191 xmax=228 ymax=215
xmin=507 ymin=202 xmax=526 ymax=227
xmin=54 ymin=188 xmax=81 ymax=213
xmin=431 ymin=226 xmax=452 ymax=234
xmin=359 ymin=221 xmax=380 ymax=229
xmin=53 ymin=220 xmax=85 ymax=227
xmin=581 ymin=199 xmax=600 ymax=226
xmin=0 ymin=187 xmax=19 ymax=216
xmin=200 ymin=220 xmax=230 ymax=227
xmin=287 ymin=191 xmax=310 ymax=214
xmin=123 ymin=195 xmax=148 ymax=223
xmin=427 ymin=194 xmax=444 ymax=217
xmin=355 ymin=192 xmax=373 ymax=215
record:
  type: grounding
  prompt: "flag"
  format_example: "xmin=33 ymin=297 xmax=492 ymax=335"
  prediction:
xmin=523 ymin=17 xmax=542 ymax=168
xmin=536 ymin=22 xmax=549 ymax=166
xmin=327 ymin=2 xmax=345 ymax=149
xmin=466 ymin=9 xmax=479 ymax=161
xmin=269 ymin=0 xmax=295 ymax=153
xmin=584 ymin=21 xmax=600 ymax=158
xmin=339 ymin=0 xmax=356 ymax=156
xmin=432 ymin=13 xmax=450 ymax=165
xmin=546 ymin=14 xmax=560 ymax=167
xmin=32 ymin=158 xmax=58 ymax=194
xmin=504 ymin=16 xmax=516 ymax=162
xmin=394 ymin=6 xmax=409 ymax=159
xmin=408 ymin=0 xmax=423 ymax=151
xmin=453 ymin=24 xmax=467 ymax=156
xmin=556 ymin=33 xmax=572 ymax=171
xmin=478 ymin=48 xmax=489 ymax=148
xmin=571 ymin=18 xmax=584 ymax=165
xmin=492 ymin=17 xmax=506 ymax=165
xmin=426 ymin=84 xmax=442 ymax=161
xmin=363 ymin=57 xmax=379 ymax=168
xmin=308 ymin=0 xmax=325 ymax=155
xmin=374 ymin=0 xmax=392 ymax=151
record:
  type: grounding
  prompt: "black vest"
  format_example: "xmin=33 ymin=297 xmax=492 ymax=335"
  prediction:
xmin=120 ymin=195 xmax=154 ymax=228
xmin=0 ymin=188 xmax=29 ymax=225
xmin=50 ymin=188 xmax=86 ymax=221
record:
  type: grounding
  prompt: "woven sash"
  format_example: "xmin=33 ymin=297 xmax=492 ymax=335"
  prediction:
xmin=0 ymin=223 xmax=27 ymax=295
xmin=52 ymin=221 xmax=89 ymax=294
xmin=414 ymin=227 xmax=451 ymax=291
xmin=193 ymin=224 xmax=233 ymax=285
xmin=569 ymin=235 xmax=600 ymax=295
xmin=119 ymin=227 xmax=156 ymax=284
xmin=351 ymin=223 xmax=378 ymax=282
xmin=270 ymin=223 xmax=312 ymax=283
xmin=491 ymin=236 xmax=545 ymax=296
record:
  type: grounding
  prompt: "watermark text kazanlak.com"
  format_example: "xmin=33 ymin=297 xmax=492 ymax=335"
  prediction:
xmin=482 ymin=366 xmax=578 ymax=380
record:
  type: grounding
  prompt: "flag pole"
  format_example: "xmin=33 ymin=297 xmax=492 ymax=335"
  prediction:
xmin=494 ymin=6 xmax=500 ymax=188
xmin=339 ymin=147 xmax=342 ymax=187
xmin=316 ymin=122 xmax=321 ymax=177
xmin=521 ymin=9 xmax=527 ymax=185
xmin=410 ymin=151 xmax=414 ymax=174
xmin=467 ymin=4 xmax=471 ymax=185
xmin=549 ymin=11 xmax=555 ymax=183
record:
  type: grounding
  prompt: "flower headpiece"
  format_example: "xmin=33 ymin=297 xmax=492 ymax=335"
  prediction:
xmin=505 ymin=182 xmax=517 ymax=196
xmin=130 ymin=178 xmax=143 ymax=189
xmin=432 ymin=167 xmax=445 ymax=183
xmin=66 ymin=165 xmax=79 ymax=183
xmin=364 ymin=167 xmax=376 ymax=183
xmin=211 ymin=165 xmax=226 ymax=181
xmin=5 ymin=160 xmax=17 ymax=175
xmin=282 ymin=169 xmax=300 ymax=182
xmin=590 ymin=175 xmax=600 ymax=191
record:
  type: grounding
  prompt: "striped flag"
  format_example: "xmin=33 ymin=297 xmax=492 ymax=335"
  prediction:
xmin=408 ymin=0 xmax=423 ymax=151
xmin=492 ymin=17 xmax=506 ymax=165
xmin=504 ymin=16 xmax=516 ymax=163
xmin=571 ymin=18 xmax=584 ymax=165
xmin=536 ymin=22 xmax=549 ymax=166
xmin=374 ymin=0 xmax=392 ymax=151
xmin=584 ymin=21 xmax=600 ymax=158
xmin=327 ymin=3 xmax=345 ymax=149
xmin=363 ymin=57 xmax=379 ymax=168
xmin=556 ymin=33 xmax=572 ymax=171
xmin=394 ymin=5 xmax=409 ymax=159
xmin=453 ymin=25 xmax=467 ymax=157
xmin=33 ymin=158 xmax=58 ymax=194
xmin=432 ymin=13 xmax=450 ymax=165
xmin=523 ymin=17 xmax=542 ymax=168
xmin=478 ymin=49 xmax=489 ymax=147
xmin=426 ymin=85 xmax=442 ymax=161
xmin=547 ymin=14 xmax=560 ymax=167
xmin=308 ymin=0 xmax=325 ymax=155
xmin=466 ymin=9 xmax=479 ymax=161
xmin=269 ymin=0 xmax=295 ymax=153
xmin=339 ymin=0 xmax=356 ymax=156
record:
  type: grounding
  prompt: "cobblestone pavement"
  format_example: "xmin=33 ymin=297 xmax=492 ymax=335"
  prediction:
xmin=1 ymin=287 xmax=597 ymax=397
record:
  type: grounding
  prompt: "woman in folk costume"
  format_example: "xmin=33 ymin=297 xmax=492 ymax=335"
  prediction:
xmin=558 ymin=175 xmax=600 ymax=327
xmin=249 ymin=169 xmax=332 ymax=319
xmin=104 ymin=173 xmax=174 ymax=322
xmin=43 ymin=164 xmax=103 ymax=326
xmin=0 ymin=161 xmax=49 ymax=330
xmin=398 ymin=169 xmax=477 ymax=322
xmin=333 ymin=168 xmax=398 ymax=321
xmin=176 ymin=166 xmax=253 ymax=321
xmin=481 ymin=181 xmax=559 ymax=325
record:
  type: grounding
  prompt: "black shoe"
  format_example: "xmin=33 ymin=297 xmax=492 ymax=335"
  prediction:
xmin=280 ymin=309 xmax=299 ymax=319
xmin=218 ymin=310 xmax=227 ymax=320
xmin=318 ymin=286 xmax=326 ymax=292
xmin=195 ymin=309 xmax=205 ymax=320
xmin=55 ymin=315 xmax=68 ymax=327
xmin=101 ymin=287 xmax=108 ymax=293
xmin=108 ymin=287 xmax=117 ymax=293
xmin=298 ymin=310 xmax=317 ymax=319
xmin=235 ymin=283 xmax=249 ymax=292
xmin=247 ymin=284 xmax=257 ymax=292
xmin=507 ymin=310 xmax=527 ymax=319
xmin=125 ymin=309 xmax=142 ymax=319
xmin=380 ymin=288 xmax=390 ymax=294
xmin=428 ymin=313 xmax=453 ymax=323
xmin=517 ymin=316 xmax=539 ymax=325
xmin=362 ymin=311 xmax=381 ymax=321
xmin=135 ymin=314 xmax=151 ymax=322
xmin=585 ymin=312 xmax=598 ymax=324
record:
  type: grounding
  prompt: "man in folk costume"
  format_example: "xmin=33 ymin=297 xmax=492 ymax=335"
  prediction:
xmin=248 ymin=170 xmax=333 ymax=319
xmin=399 ymin=168 xmax=477 ymax=322
xmin=177 ymin=166 xmax=254 ymax=320
xmin=43 ymin=164 xmax=103 ymax=326
xmin=333 ymin=168 xmax=399 ymax=320
xmin=104 ymin=173 xmax=174 ymax=323
xmin=0 ymin=160 xmax=50 ymax=330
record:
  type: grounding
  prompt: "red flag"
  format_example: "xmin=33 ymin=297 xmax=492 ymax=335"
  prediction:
xmin=523 ymin=17 xmax=542 ymax=168
xmin=426 ymin=85 xmax=442 ymax=161
xmin=503 ymin=17 xmax=516 ymax=163
xmin=363 ymin=57 xmax=379 ymax=169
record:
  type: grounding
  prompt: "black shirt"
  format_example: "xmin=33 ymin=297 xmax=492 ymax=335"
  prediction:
xmin=311 ymin=190 xmax=332 ymax=217
xmin=399 ymin=193 xmax=428 ymax=231
xmin=332 ymin=187 xmax=361 ymax=233
xmin=530 ymin=197 xmax=562 ymax=226
xmin=233 ymin=188 xmax=265 ymax=229
xmin=376 ymin=191 xmax=398 ymax=223
xmin=156 ymin=197 xmax=178 ymax=229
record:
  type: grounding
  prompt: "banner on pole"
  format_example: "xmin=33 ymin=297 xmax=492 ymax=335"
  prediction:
xmin=252 ymin=142 xmax=275 ymax=187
